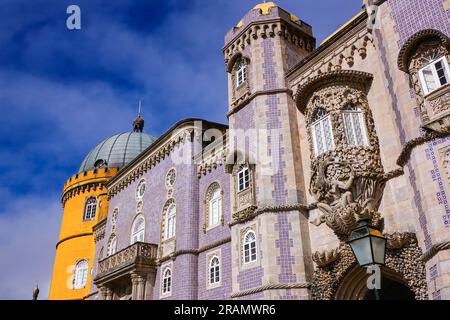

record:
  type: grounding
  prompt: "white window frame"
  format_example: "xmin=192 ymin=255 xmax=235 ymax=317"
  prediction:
xmin=418 ymin=56 xmax=450 ymax=95
xmin=130 ymin=214 xmax=145 ymax=244
xmin=73 ymin=259 xmax=88 ymax=289
xmin=208 ymin=186 xmax=222 ymax=228
xmin=161 ymin=267 xmax=172 ymax=296
xmin=342 ymin=106 xmax=368 ymax=146
xmin=165 ymin=203 xmax=176 ymax=240
xmin=209 ymin=256 xmax=221 ymax=286
xmin=243 ymin=230 xmax=257 ymax=264
xmin=236 ymin=60 xmax=246 ymax=88
xmin=311 ymin=109 xmax=335 ymax=156
xmin=83 ymin=197 xmax=97 ymax=220
xmin=237 ymin=166 xmax=250 ymax=192
xmin=107 ymin=234 xmax=117 ymax=257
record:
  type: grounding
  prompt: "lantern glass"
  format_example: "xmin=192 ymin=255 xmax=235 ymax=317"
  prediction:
xmin=348 ymin=220 xmax=387 ymax=267
xmin=372 ymin=236 xmax=386 ymax=265
xmin=349 ymin=236 xmax=373 ymax=266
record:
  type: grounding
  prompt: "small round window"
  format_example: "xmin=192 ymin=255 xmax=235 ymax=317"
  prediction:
xmin=136 ymin=180 xmax=146 ymax=200
xmin=166 ymin=169 xmax=176 ymax=188
xmin=94 ymin=159 xmax=107 ymax=169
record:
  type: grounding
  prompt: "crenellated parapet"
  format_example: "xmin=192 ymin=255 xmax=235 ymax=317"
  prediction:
xmin=223 ymin=4 xmax=315 ymax=67
xmin=62 ymin=167 xmax=118 ymax=207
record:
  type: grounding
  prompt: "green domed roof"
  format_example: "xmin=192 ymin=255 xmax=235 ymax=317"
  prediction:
xmin=79 ymin=131 xmax=156 ymax=173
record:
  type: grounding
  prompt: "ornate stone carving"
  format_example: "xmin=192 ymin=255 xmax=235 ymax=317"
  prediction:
xmin=312 ymin=247 xmax=341 ymax=267
xmin=96 ymin=242 xmax=158 ymax=275
xmin=93 ymin=219 xmax=106 ymax=243
xmin=298 ymin=72 xmax=385 ymax=241
xmin=397 ymin=29 xmax=450 ymax=134
xmin=310 ymin=234 xmax=428 ymax=300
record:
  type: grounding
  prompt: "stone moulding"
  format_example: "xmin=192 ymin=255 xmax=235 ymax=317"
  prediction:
xmin=227 ymin=88 xmax=292 ymax=117
xmin=157 ymin=237 xmax=232 ymax=265
xmin=310 ymin=234 xmax=428 ymax=300
xmin=229 ymin=203 xmax=309 ymax=227
xmin=230 ymin=282 xmax=310 ymax=299
xmin=294 ymin=70 xmax=374 ymax=113
xmin=397 ymin=29 xmax=449 ymax=73
xmin=420 ymin=240 xmax=450 ymax=262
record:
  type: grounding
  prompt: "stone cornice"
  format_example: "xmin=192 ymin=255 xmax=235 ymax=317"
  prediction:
xmin=294 ymin=70 xmax=374 ymax=113
xmin=108 ymin=128 xmax=192 ymax=199
xmin=107 ymin=119 xmax=228 ymax=199
xmin=287 ymin=10 xmax=368 ymax=79
xmin=223 ymin=18 xmax=315 ymax=57
xmin=227 ymin=88 xmax=293 ymax=118
xmin=157 ymin=237 xmax=232 ymax=264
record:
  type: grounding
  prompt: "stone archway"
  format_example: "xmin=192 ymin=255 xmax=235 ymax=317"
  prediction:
xmin=335 ymin=265 xmax=415 ymax=300
xmin=310 ymin=233 xmax=428 ymax=300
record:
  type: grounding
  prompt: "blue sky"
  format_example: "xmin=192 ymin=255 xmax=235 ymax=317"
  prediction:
xmin=0 ymin=0 xmax=362 ymax=299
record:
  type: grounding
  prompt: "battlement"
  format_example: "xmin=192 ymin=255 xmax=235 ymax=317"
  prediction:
xmin=63 ymin=167 xmax=118 ymax=193
xmin=224 ymin=2 xmax=313 ymax=47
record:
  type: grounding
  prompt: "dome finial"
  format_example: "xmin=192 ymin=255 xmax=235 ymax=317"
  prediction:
xmin=133 ymin=100 xmax=144 ymax=133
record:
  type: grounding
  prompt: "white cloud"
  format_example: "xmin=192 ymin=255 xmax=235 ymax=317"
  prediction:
xmin=0 ymin=195 xmax=60 ymax=299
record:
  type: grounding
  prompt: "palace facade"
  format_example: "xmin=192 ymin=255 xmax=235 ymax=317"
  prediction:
xmin=49 ymin=1 xmax=450 ymax=300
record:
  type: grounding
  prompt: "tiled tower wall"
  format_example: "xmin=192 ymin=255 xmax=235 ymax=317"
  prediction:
xmin=369 ymin=0 xmax=450 ymax=300
xmin=197 ymin=165 xmax=232 ymax=299
xmin=226 ymin=6 xmax=314 ymax=299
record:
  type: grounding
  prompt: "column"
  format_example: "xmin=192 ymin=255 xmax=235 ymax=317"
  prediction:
xmin=131 ymin=272 xmax=147 ymax=300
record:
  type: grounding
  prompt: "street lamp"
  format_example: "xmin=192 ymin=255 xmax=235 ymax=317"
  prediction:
xmin=348 ymin=218 xmax=387 ymax=300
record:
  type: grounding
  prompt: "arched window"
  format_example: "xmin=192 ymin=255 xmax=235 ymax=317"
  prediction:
xmin=162 ymin=267 xmax=172 ymax=294
xmin=209 ymin=256 xmax=220 ymax=285
xmin=243 ymin=230 xmax=257 ymax=264
xmin=418 ymin=52 xmax=450 ymax=94
xmin=237 ymin=166 xmax=249 ymax=192
xmin=130 ymin=215 xmax=145 ymax=244
xmin=311 ymin=108 xmax=334 ymax=156
xmin=342 ymin=105 xmax=368 ymax=146
xmin=73 ymin=260 xmax=88 ymax=289
xmin=208 ymin=184 xmax=222 ymax=227
xmin=83 ymin=197 xmax=97 ymax=220
xmin=98 ymin=247 xmax=104 ymax=261
xmin=165 ymin=203 xmax=176 ymax=240
xmin=107 ymin=234 xmax=117 ymax=257
xmin=236 ymin=59 xmax=247 ymax=87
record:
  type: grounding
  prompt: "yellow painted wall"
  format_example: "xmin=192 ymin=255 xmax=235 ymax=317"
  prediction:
xmin=48 ymin=168 xmax=117 ymax=300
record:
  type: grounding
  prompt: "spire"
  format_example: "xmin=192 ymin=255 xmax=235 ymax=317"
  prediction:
xmin=133 ymin=100 xmax=145 ymax=133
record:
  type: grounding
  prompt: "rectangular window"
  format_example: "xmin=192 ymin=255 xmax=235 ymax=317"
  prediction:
xmin=236 ymin=63 xmax=246 ymax=87
xmin=312 ymin=116 xmax=335 ymax=156
xmin=419 ymin=57 xmax=450 ymax=95
xmin=237 ymin=167 xmax=249 ymax=192
xmin=209 ymin=198 xmax=220 ymax=226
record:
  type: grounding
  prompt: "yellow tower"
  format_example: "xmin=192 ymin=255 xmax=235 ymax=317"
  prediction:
xmin=49 ymin=116 xmax=156 ymax=299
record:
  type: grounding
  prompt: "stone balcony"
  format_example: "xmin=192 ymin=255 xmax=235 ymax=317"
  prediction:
xmin=423 ymin=84 xmax=450 ymax=133
xmin=95 ymin=242 xmax=158 ymax=285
